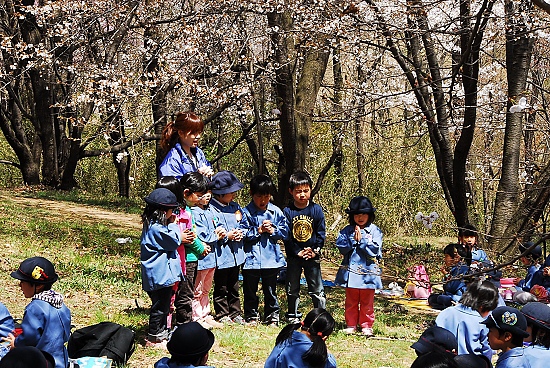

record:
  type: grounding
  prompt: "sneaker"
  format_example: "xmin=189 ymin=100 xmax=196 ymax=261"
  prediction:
xmin=362 ymin=327 xmax=374 ymax=337
xmin=342 ymin=327 xmax=356 ymax=335
xmin=219 ymin=316 xmax=233 ymax=324
xmin=145 ymin=339 xmax=168 ymax=349
xmin=204 ymin=316 xmax=224 ymax=328
xmin=264 ymin=320 xmax=279 ymax=328
xmin=246 ymin=319 xmax=258 ymax=326
xmin=287 ymin=317 xmax=301 ymax=324
xmin=232 ymin=315 xmax=246 ymax=325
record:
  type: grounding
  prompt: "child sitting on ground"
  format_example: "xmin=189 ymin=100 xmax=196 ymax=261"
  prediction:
xmin=155 ymin=321 xmax=215 ymax=368
xmin=435 ymin=279 xmax=499 ymax=360
xmin=428 ymin=243 xmax=470 ymax=310
xmin=481 ymin=306 xmax=530 ymax=368
xmin=3 ymin=257 xmax=71 ymax=368
xmin=521 ymin=301 xmax=550 ymax=367
xmin=514 ymin=241 xmax=542 ymax=291
xmin=264 ymin=308 xmax=337 ymax=368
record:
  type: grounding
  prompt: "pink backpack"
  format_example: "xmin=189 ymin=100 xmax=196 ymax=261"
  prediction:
xmin=407 ymin=264 xmax=432 ymax=299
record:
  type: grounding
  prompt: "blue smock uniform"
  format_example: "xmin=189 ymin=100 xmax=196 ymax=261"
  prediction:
xmin=209 ymin=199 xmax=245 ymax=269
xmin=334 ymin=223 xmax=383 ymax=289
xmin=523 ymin=345 xmax=550 ymax=368
xmin=495 ymin=347 xmax=531 ymax=368
xmin=264 ymin=330 xmax=337 ymax=368
xmin=159 ymin=144 xmax=211 ymax=179
xmin=193 ymin=205 xmax=218 ymax=271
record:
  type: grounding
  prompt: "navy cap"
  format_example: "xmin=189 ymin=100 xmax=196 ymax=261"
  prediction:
xmin=481 ymin=306 xmax=529 ymax=338
xmin=0 ymin=346 xmax=56 ymax=368
xmin=454 ymin=354 xmax=492 ymax=368
xmin=345 ymin=196 xmax=376 ymax=214
xmin=210 ymin=170 xmax=244 ymax=195
xmin=411 ymin=326 xmax=457 ymax=356
xmin=144 ymin=188 xmax=179 ymax=209
xmin=167 ymin=322 xmax=215 ymax=361
xmin=521 ymin=302 xmax=550 ymax=330
xmin=10 ymin=257 xmax=58 ymax=285
xmin=519 ymin=241 xmax=542 ymax=259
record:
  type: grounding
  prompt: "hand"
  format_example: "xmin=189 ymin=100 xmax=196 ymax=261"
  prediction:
xmin=512 ymin=277 xmax=521 ymax=286
xmin=2 ymin=333 xmax=14 ymax=349
xmin=228 ymin=229 xmax=243 ymax=242
xmin=215 ymin=226 xmax=226 ymax=240
xmin=181 ymin=229 xmax=196 ymax=244
xmin=198 ymin=165 xmax=214 ymax=177
xmin=202 ymin=244 xmax=211 ymax=256
xmin=301 ymin=247 xmax=315 ymax=260
xmin=354 ymin=225 xmax=362 ymax=242
xmin=259 ymin=220 xmax=274 ymax=234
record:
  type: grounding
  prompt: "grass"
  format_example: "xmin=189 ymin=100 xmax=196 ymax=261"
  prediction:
xmin=0 ymin=189 xmax=441 ymax=367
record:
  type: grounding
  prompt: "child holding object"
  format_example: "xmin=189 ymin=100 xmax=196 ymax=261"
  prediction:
xmin=140 ymin=188 xmax=183 ymax=346
xmin=264 ymin=308 xmax=337 ymax=368
xmin=334 ymin=196 xmax=382 ymax=337
xmin=3 ymin=257 xmax=71 ymax=368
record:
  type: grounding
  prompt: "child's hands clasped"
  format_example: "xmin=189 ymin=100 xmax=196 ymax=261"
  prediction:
xmin=227 ymin=229 xmax=243 ymax=242
xmin=2 ymin=333 xmax=14 ymax=349
xmin=202 ymin=244 xmax=211 ymax=256
xmin=298 ymin=247 xmax=316 ymax=260
xmin=259 ymin=220 xmax=275 ymax=234
xmin=354 ymin=225 xmax=362 ymax=242
xmin=215 ymin=226 xmax=226 ymax=240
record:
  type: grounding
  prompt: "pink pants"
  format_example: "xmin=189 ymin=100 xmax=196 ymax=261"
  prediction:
xmin=345 ymin=288 xmax=375 ymax=329
xmin=192 ymin=267 xmax=215 ymax=321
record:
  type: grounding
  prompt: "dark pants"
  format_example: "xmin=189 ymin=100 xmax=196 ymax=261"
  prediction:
xmin=242 ymin=268 xmax=280 ymax=323
xmin=213 ymin=265 xmax=242 ymax=320
xmin=427 ymin=293 xmax=453 ymax=310
xmin=174 ymin=261 xmax=197 ymax=324
xmin=147 ymin=286 xmax=172 ymax=335
xmin=285 ymin=257 xmax=326 ymax=319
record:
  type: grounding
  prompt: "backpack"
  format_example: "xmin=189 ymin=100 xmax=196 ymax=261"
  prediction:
xmin=407 ymin=264 xmax=432 ymax=299
xmin=67 ymin=322 xmax=135 ymax=366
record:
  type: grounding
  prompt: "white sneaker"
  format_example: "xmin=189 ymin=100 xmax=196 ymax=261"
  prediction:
xmin=342 ymin=327 xmax=356 ymax=334
xmin=362 ymin=327 xmax=373 ymax=336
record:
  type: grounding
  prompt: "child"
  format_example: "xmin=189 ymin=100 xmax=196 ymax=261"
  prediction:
xmin=283 ymin=171 xmax=326 ymax=324
xmin=4 ymin=257 xmax=71 ymax=368
xmin=481 ymin=306 xmax=530 ymax=368
xmin=0 ymin=346 xmax=56 ymax=368
xmin=521 ymin=302 xmax=550 ymax=367
xmin=209 ymin=170 xmax=246 ymax=324
xmin=334 ymin=196 xmax=382 ymax=336
xmin=155 ymin=321 xmax=216 ymax=368
xmin=173 ymin=172 xmax=211 ymax=325
xmin=410 ymin=325 xmax=458 ymax=358
xmin=264 ymin=308 xmax=337 ymax=368
xmin=140 ymin=188 xmax=183 ymax=346
xmin=428 ymin=243 xmax=470 ymax=310
xmin=531 ymin=255 xmax=550 ymax=295
xmin=514 ymin=241 xmax=542 ymax=292
xmin=241 ymin=174 xmax=289 ymax=326
xmin=192 ymin=190 xmax=224 ymax=329
xmin=435 ymin=279 xmax=499 ymax=360
xmin=457 ymin=224 xmax=488 ymax=266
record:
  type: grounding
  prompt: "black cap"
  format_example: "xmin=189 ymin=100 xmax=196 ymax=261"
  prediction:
xmin=518 ymin=241 xmax=542 ymax=259
xmin=210 ymin=171 xmax=244 ymax=195
xmin=345 ymin=196 xmax=376 ymax=214
xmin=10 ymin=257 xmax=58 ymax=285
xmin=411 ymin=326 xmax=457 ymax=356
xmin=521 ymin=302 xmax=550 ymax=330
xmin=0 ymin=346 xmax=56 ymax=368
xmin=167 ymin=322 xmax=215 ymax=362
xmin=481 ymin=306 xmax=529 ymax=338
xmin=144 ymin=188 xmax=179 ymax=209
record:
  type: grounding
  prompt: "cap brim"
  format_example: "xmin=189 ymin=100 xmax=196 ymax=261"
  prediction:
xmin=211 ymin=183 xmax=244 ymax=195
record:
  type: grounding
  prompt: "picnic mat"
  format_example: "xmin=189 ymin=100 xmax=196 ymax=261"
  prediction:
xmin=378 ymin=293 xmax=440 ymax=314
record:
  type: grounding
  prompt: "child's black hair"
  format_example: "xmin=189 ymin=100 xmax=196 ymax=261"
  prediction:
xmin=180 ymin=172 xmax=208 ymax=194
xmin=528 ymin=322 xmax=550 ymax=348
xmin=156 ymin=176 xmax=184 ymax=203
xmin=495 ymin=328 xmax=524 ymax=348
xmin=250 ymin=174 xmax=275 ymax=195
xmin=288 ymin=171 xmax=313 ymax=190
xmin=460 ymin=280 xmax=498 ymax=313
xmin=410 ymin=351 xmax=458 ymax=368
xmin=274 ymin=308 xmax=335 ymax=368
xmin=347 ymin=212 xmax=375 ymax=227
xmin=141 ymin=205 xmax=170 ymax=227
xmin=458 ymin=224 xmax=478 ymax=238
xmin=443 ymin=243 xmax=460 ymax=257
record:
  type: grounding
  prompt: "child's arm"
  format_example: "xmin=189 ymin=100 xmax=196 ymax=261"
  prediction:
xmin=151 ymin=222 xmax=182 ymax=251
xmin=335 ymin=227 xmax=354 ymax=255
xmin=312 ymin=204 xmax=326 ymax=255
xmin=14 ymin=303 xmax=46 ymax=347
xmin=270 ymin=209 xmax=290 ymax=241
xmin=355 ymin=226 xmax=383 ymax=259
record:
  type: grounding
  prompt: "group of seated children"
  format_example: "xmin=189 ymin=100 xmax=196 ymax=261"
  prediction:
xmin=413 ymin=277 xmax=550 ymax=368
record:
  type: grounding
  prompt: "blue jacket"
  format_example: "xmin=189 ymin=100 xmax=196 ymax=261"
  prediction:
xmin=496 ymin=347 xmax=531 ymax=368
xmin=193 ymin=205 xmax=218 ymax=270
xmin=523 ymin=345 xmax=550 ymax=368
xmin=155 ymin=357 xmax=214 ymax=368
xmin=435 ymin=304 xmax=493 ymax=360
xmin=0 ymin=302 xmax=14 ymax=338
xmin=283 ymin=202 xmax=325 ymax=259
xmin=443 ymin=264 xmax=470 ymax=302
xmin=334 ymin=223 xmax=383 ymax=289
xmin=140 ymin=221 xmax=183 ymax=291
xmin=159 ymin=144 xmax=211 ymax=179
xmin=518 ymin=265 xmax=541 ymax=292
xmin=264 ymin=330 xmax=337 ymax=368
xmin=241 ymin=202 xmax=288 ymax=270
xmin=210 ymin=199 xmax=245 ymax=269
xmin=15 ymin=297 xmax=71 ymax=368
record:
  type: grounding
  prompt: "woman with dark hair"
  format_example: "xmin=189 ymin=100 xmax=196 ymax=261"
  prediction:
xmin=435 ymin=280 xmax=499 ymax=361
xmin=159 ymin=111 xmax=213 ymax=179
xmin=265 ymin=308 xmax=337 ymax=368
